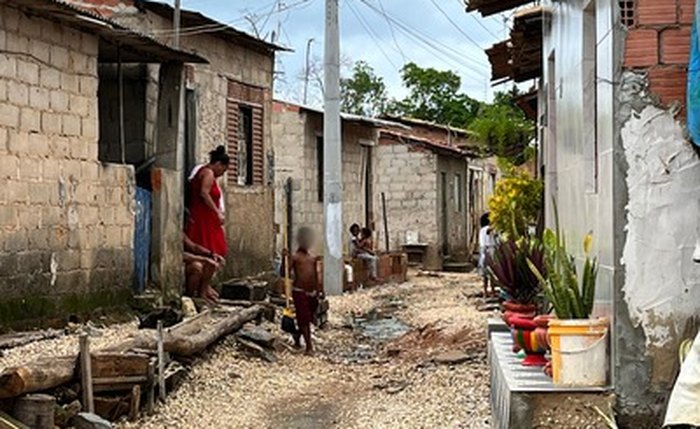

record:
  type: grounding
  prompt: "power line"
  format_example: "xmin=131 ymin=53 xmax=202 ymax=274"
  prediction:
xmin=429 ymin=0 xmax=484 ymax=52
xmin=358 ymin=0 xmax=488 ymax=76
xmin=377 ymin=0 xmax=408 ymax=64
xmin=457 ymin=0 xmax=500 ymax=40
xmin=345 ymin=0 xmax=399 ymax=70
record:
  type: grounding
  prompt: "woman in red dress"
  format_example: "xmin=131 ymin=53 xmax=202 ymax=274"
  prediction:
xmin=186 ymin=146 xmax=229 ymax=301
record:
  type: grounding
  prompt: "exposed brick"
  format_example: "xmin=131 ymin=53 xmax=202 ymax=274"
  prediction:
xmin=0 ymin=55 xmax=16 ymax=79
xmin=62 ymin=114 xmax=81 ymax=136
xmin=661 ymin=27 xmax=692 ymax=64
xmin=0 ymin=154 xmax=18 ymax=179
xmin=0 ymin=103 xmax=19 ymax=128
xmin=40 ymin=68 xmax=60 ymax=89
xmin=41 ymin=112 xmax=62 ymax=135
xmin=50 ymin=90 xmax=69 ymax=111
xmin=17 ymin=60 xmax=39 ymax=86
xmin=20 ymin=108 xmax=40 ymax=132
xmin=648 ymin=66 xmax=688 ymax=113
xmin=29 ymin=39 xmax=51 ymax=64
xmin=29 ymin=132 xmax=50 ymax=156
xmin=50 ymin=46 xmax=69 ymax=69
xmin=625 ymin=29 xmax=659 ymax=68
xmin=29 ymin=86 xmax=50 ymax=110
xmin=637 ymin=0 xmax=678 ymax=25
xmin=6 ymin=32 xmax=28 ymax=53
xmin=679 ymin=0 xmax=695 ymax=24
xmin=7 ymin=81 xmax=29 ymax=106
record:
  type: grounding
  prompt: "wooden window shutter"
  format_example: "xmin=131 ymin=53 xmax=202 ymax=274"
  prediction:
xmin=252 ymin=106 xmax=264 ymax=185
xmin=226 ymin=98 xmax=239 ymax=187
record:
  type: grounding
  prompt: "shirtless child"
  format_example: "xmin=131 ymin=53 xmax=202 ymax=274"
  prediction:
xmin=283 ymin=227 xmax=323 ymax=355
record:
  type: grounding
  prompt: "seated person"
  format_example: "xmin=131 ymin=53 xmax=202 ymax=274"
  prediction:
xmin=356 ymin=227 xmax=379 ymax=281
xmin=183 ymin=233 xmax=223 ymax=303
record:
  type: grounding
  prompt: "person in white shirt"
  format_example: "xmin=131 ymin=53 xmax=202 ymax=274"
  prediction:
xmin=478 ymin=212 xmax=496 ymax=297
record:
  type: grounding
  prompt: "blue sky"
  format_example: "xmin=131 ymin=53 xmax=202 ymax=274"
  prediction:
xmin=181 ymin=0 xmax=508 ymax=105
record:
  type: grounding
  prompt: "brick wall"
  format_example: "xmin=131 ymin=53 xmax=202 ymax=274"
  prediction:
xmin=624 ymin=0 xmax=694 ymax=115
xmin=0 ymin=4 xmax=135 ymax=322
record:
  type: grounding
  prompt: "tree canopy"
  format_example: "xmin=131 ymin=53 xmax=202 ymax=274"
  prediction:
xmin=337 ymin=61 xmax=535 ymax=165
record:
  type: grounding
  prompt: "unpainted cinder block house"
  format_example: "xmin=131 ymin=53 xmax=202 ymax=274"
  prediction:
xmin=0 ymin=0 xmax=204 ymax=323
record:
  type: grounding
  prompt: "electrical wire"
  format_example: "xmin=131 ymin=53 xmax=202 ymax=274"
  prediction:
xmin=358 ymin=0 xmax=488 ymax=75
xmin=345 ymin=0 xmax=399 ymax=70
xmin=377 ymin=0 xmax=408 ymax=64
xmin=429 ymin=0 xmax=485 ymax=52
xmin=457 ymin=0 xmax=500 ymax=40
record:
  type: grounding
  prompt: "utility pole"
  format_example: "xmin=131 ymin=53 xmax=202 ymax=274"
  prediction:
xmin=303 ymin=38 xmax=314 ymax=105
xmin=173 ymin=0 xmax=181 ymax=49
xmin=323 ymin=0 xmax=342 ymax=297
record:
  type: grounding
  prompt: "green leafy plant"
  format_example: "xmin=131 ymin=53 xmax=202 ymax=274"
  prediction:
xmin=528 ymin=211 xmax=598 ymax=319
xmin=487 ymin=237 xmax=545 ymax=304
xmin=488 ymin=169 xmax=543 ymax=238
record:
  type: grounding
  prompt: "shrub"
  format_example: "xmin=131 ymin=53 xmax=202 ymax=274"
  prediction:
xmin=488 ymin=170 xmax=543 ymax=238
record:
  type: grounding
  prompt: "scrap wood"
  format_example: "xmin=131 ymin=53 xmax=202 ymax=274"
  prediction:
xmin=0 ymin=356 xmax=76 ymax=399
xmin=0 ymin=411 xmax=28 ymax=429
xmin=0 ymin=330 xmax=64 ymax=351
xmin=132 ymin=305 xmax=265 ymax=357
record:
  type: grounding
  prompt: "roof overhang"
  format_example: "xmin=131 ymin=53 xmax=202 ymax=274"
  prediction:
xmin=273 ymin=100 xmax=409 ymax=129
xmin=515 ymin=89 xmax=538 ymax=121
xmin=8 ymin=0 xmax=207 ymax=63
xmin=485 ymin=6 xmax=544 ymax=84
xmin=379 ymin=129 xmax=474 ymax=158
xmin=466 ymin=0 xmax=534 ymax=17
xmin=139 ymin=1 xmax=292 ymax=54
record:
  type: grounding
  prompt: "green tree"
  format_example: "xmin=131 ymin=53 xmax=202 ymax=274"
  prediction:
xmin=340 ymin=61 xmax=388 ymax=117
xmin=388 ymin=62 xmax=480 ymax=128
xmin=469 ymin=87 xmax=535 ymax=165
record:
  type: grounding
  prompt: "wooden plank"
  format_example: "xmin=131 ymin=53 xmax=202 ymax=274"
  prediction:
xmin=156 ymin=321 xmax=165 ymax=402
xmin=129 ymin=385 xmax=141 ymax=422
xmin=90 ymin=353 xmax=150 ymax=379
xmin=0 ymin=410 xmax=29 ymax=429
xmin=93 ymin=376 xmax=149 ymax=385
xmin=146 ymin=361 xmax=155 ymax=415
xmin=79 ymin=335 xmax=94 ymax=414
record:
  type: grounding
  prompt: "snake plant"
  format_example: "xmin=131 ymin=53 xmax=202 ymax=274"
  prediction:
xmin=527 ymin=206 xmax=598 ymax=319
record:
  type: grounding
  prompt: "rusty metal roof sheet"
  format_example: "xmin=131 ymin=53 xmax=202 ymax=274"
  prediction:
xmin=139 ymin=1 xmax=291 ymax=54
xmin=466 ymin=0 xmax=534 ymax=17
xmin=485 ymin=6 xmax=543 ymax=84
xmin=7 ymin=0 xmax=207 ymax=63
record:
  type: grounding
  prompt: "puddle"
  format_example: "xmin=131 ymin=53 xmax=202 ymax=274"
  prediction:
xmin=339 ymin=306 xmax=411 ymax=363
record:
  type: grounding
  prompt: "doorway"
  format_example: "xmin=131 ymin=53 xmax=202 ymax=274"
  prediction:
xmin=441 ymin=172 xmax=449 ymax=256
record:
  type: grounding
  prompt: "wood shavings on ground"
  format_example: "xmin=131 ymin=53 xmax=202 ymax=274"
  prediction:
xmin=118 ymin=272 xmax=492 ymax=429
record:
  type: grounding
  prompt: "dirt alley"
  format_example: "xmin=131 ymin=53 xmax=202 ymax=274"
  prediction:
xmin=119 ymin=272 xmax=492 ymax=429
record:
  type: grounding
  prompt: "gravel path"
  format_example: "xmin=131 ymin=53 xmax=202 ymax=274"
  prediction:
xmin=118 ymin=272 xmax=494 ymax=429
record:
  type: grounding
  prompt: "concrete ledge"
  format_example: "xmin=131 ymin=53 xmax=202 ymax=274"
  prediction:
xmin=489 ymin=332 xmax=613 ymax=429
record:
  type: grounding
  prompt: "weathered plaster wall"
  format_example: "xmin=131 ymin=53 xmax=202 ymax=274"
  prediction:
xmin=0 ymin=4 xmax=134 ymax=322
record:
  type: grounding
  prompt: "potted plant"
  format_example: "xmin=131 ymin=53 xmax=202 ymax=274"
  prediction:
xmin=488 ymin=237 xmax=549 ymax=366
xmin=528 ymin=228 xmax=609 ymax=386
xmin=488 ymin=237 xmax=545 ymax=319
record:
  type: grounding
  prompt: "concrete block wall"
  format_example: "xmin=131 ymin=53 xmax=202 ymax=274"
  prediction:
xmin=116 ymin=10 xmax=277 ymax=278
xmin=375 ymin=141 xmax=438 ymax=261
xmin=0 ymin=4 xmax=135 ymax=322
xmin=272 ymin=105 xmax=373 ymax=254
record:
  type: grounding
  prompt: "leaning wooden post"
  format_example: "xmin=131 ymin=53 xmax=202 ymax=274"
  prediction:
xmin=79 ymin=334 xmax=94 ymax=413
xmin=157 ymin=321 xmax=166 ymax=401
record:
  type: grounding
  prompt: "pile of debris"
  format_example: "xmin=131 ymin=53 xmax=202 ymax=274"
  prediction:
xmin=0 ymin=276 xmax=291 ymax=429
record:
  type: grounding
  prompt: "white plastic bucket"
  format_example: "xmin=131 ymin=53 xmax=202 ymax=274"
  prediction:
xmin=548 ymin=318 xmax=609 ymax=386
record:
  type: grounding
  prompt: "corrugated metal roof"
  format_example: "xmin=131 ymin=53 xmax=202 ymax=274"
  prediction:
xmin=466 ymin=0 xmax=534 ymax=17
xmin=380 ymin=129 xmax=482 ymax=158
xmin=273 ymin=100 xmax=410 ymax=129
xmin=7 ymin=0 xmax=207 ymax=63
xmin=139 ymin=1 xmax=291 ymax=53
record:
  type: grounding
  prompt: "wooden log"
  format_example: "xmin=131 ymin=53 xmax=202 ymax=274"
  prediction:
xmin=156 ymin=321 xmax=165 ymax=402
xmin=129 ymin=385 xmax=140 ymax=422
xmin=12 ymin=394 xmax=55 ymax=429
xmin=0 ymin=410 xmax=29 ymax=429
xmin=145 ymin=361 xmax=155 ymax=415
xmin=0 ymin=356 xmax=76 ymax=399
xmin=0 ymin=330 xmax=64 ymax=350
xmin=132 ymin=305 xmax=264 ymax=356
xmin=79 ymin=335 xmax=94 ymax=414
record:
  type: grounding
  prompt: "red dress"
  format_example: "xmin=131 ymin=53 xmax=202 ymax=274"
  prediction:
xmin=186 ymin=167 xmax=228 ymax=257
